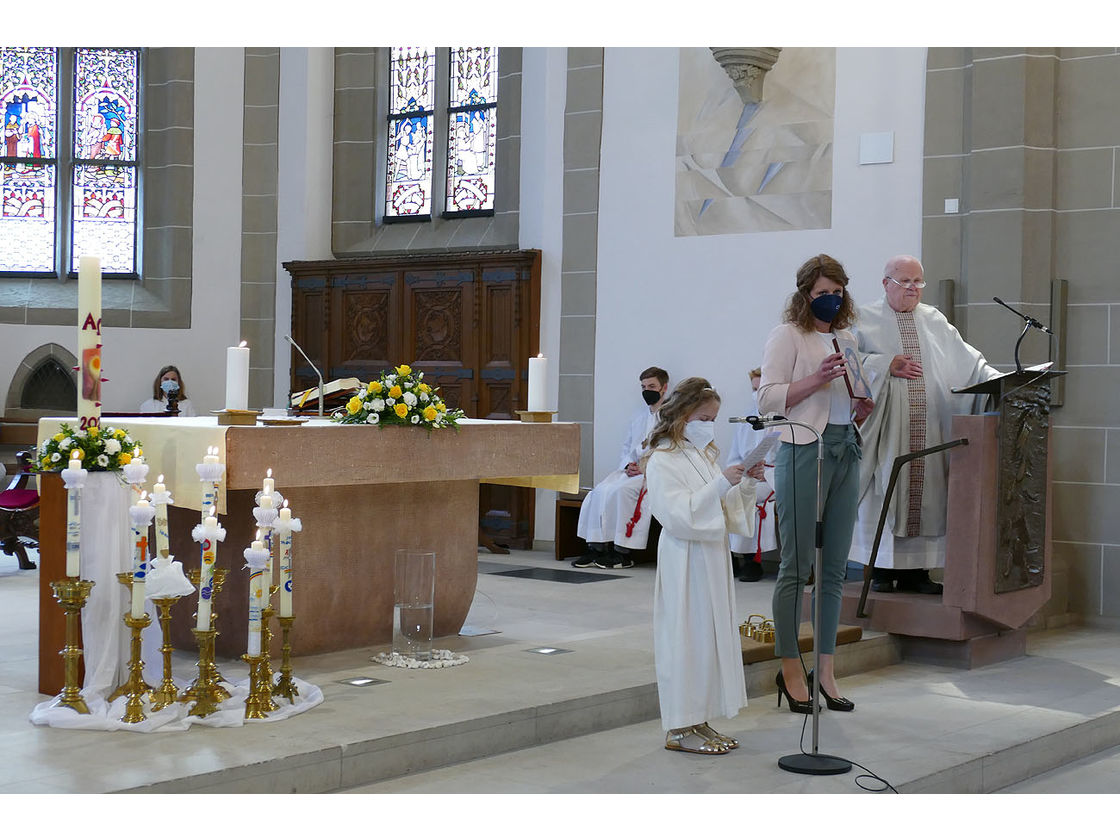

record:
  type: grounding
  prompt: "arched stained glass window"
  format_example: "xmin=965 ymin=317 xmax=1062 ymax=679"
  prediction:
xmin=385 ymin=47 xmax=435 ymax=220
xmin=445 ymin=47 xmax=497 ymax=216
xmin=0 ymin=46 xmax=140 ymax=276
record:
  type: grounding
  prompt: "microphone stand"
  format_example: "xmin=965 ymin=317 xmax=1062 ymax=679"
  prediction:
xmin=993 ymin=297 xmax=1053 ymax=375
xmin=284 ymin=335 xmax=324 ymax=417
xmin=746 ymin=414 xmax=850 ymax=776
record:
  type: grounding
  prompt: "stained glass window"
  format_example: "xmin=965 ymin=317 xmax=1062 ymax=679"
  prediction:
xmin=385 ymin=47 xmax=435 ymax=219
xmin=445 ymin=47 xmax=497 ymax=215
xmin=0 ymin=47 xmax=140 ymax=276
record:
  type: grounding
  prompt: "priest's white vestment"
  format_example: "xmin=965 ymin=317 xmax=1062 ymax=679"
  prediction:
xmin=646 ymin=442 xmax=756 ymax=730
xmin=853 ymin=298 xmax=999 ymax=569
xmin=576 ymin=405 xmax=658 ymax=549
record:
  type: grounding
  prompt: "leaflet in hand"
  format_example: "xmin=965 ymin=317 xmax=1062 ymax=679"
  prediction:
xmin=740 ymin=430 xmax=781 ymax=468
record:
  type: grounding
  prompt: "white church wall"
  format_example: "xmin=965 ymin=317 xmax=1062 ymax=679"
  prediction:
xmin=590 ymin=46 xmax=927 ymax=482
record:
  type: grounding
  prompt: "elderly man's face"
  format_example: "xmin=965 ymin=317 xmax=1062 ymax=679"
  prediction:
xmin=883 ymin=261 xmax=924 ymax=313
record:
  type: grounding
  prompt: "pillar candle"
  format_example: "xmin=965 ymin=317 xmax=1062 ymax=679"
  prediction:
xmin=130 ymin=497 xmax=151 ymax=619
xmin=527 ymin=354 xmax=547 ymax=411
xmin=65 ymin=457 xmax=82 ymax=578
xmin=153 ymin=474 xmax=170 ymax=560
xmin=247 ymin=539 xmax=265 ymax=657
xmin=196 ymin=512 xmax=218 ymax=632
xmin=77 ymin=255 xmax=102 ymax=431
xmin=279 ymin=506 xmax=293 ymax=618
xmin=225 ymin=342 xmax=250 ymax=411
xmin=262 ymin=469 xmax=274 ymax=496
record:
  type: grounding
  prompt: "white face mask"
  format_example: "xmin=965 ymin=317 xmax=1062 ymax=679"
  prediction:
xmin=684 ymin=420 xmax=715 ymax=450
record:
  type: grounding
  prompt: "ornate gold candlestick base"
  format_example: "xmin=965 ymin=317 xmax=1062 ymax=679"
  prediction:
xmin=256 ymin=602 xmax=280 ymax=713
xmin=108 ymin=573 xmax=154 ymax=703
xmin=242 ymin=653 xmax=273 ymax=719
xmin=118 ymin=611 xmax=153 ymax=724
xmin=272 ymin=615 xmax=299 ymax=703
xmin=149 ymin=596 xmax=183 ymax=711
xmin=49 ymin=577 xmax=95 ymax=715
xmin=187 ymin=567 xmax=230 ymax=687
xmin=181 ymin=628 xmax=228 ymax=717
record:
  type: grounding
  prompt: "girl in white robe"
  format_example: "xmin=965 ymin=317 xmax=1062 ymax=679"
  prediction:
xmin=645 ymin=377 xmax=763 ymax=755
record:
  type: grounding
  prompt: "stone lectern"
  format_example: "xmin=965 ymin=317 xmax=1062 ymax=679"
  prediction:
xmin=841 ymin=365 xmax=1065 ymax=668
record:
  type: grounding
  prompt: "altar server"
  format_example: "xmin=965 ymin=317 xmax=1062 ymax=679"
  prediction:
xmin=645 ymin=377 xmax=763 ymax=755
xmin=573 ymin=366 xmax=669 ymax=569
xmin=853 ymin=255 xmax=1000 ymax=594
xmin=726 ymin=367 xmax=777 ymax=581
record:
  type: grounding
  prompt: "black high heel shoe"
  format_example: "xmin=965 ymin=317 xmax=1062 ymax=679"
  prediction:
xmin=807 ymin=670 xmax=855 ymax=712
xmin=775 ymin=671 xmax=813 ymax=714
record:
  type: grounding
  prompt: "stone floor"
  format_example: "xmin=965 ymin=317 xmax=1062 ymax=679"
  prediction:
xmin=4 ymin=543 xmax=1120 ymax=813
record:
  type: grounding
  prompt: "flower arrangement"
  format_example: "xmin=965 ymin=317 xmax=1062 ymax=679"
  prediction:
xmin=33 ymin=421 xmax=143 ymax=472
xmin=330 ymin=364 xmax=466 ymax=430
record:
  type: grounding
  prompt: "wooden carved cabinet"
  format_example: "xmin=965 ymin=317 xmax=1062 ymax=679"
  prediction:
xmin=283 ymin=249 xmax=542 ymax=549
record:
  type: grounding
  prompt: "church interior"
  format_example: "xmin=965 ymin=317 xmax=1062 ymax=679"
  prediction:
xmin=3 ymin=31 xmax=1120 ymax=815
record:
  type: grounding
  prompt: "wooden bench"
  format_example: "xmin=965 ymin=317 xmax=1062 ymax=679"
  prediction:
xmin=554 ymin=489 xmax=661 ymax=564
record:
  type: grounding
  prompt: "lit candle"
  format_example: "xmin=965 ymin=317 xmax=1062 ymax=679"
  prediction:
xmin=77 ymin=255 xmax=102 ymax=431
xmin=225 ymin=341 xmax=250 ymax=411
xmin=279 ymin=503 xmax=294 ymax=618
xmin=152 ymin=473 xmax=171 ymax=560
xmin=262 ymin=468 xmax=274 ymax=496
xmin=527 ymin=353 xmax=547 ymax=411
xmin=204 ymin=446 xmax=219 ymax=465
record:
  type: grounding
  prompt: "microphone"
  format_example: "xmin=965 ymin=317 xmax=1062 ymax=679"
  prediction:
xmin=993 ymin=296 xmax=1053 ymax=335
xmin=729 ymin=413 xmax=786 ymax=430
xmin=284 ymin=334 xmax=325 ymax=417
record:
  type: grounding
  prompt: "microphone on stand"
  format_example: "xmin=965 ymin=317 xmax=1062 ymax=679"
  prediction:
xmin=728 ymin=413 xmax=786 ymax=430
xmin=993 ymin=296 xmax=1053 ymax=334
xmin=284 ymin=335 xmax=325 ymax=417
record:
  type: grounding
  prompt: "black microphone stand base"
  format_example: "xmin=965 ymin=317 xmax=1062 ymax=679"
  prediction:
xmin=779 ymin=752 xmax=852 ymax=776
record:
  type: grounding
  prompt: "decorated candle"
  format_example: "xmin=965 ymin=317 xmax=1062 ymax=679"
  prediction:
xmin=63 ymin=453 xmax=85 ymax=578
xmin=197 ymin=508 xmax=219 ymax=631
xmin=245 ymin=534 xmax=267 ymax=657
xmin=278 ymin=504 xmax=293 ymax=617
xmin=152 ymin=474 xmax=171 ymax=560
xmin=527 ymin=354 xmax=547 ymax=411
xmin=225 ymin=342 xmax=250 ymax=411
xmin=129 ymin=495 xmax=154 ymax=619
xmin=77 ymin=255 xmax=102 ymax=431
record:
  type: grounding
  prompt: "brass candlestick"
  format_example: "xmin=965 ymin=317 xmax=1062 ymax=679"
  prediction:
xmin=187 ymin=567 xmax=230 ymax=689
xmin=182 ymin=628 xmax=225 ymax=717
xmin=242 ymin=653 xmax=273 ymax=719
xmin=119 ymin=611 xmax=153 ymax=724
xmin=256 ymin=591 xmax=280 ymax=713
xmin=108 ymin=573 xmax=154 ymax=702
xmin=272 ymin=615 xmax=299 ymax=703
xmin=149 ymin=596 xmax=183 ymax=711
xmin=48 ymin=577 xmax=95 ymax=714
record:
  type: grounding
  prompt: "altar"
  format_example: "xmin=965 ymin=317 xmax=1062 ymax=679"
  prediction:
xmin=37 ymin=416 xmax=580 ymax=675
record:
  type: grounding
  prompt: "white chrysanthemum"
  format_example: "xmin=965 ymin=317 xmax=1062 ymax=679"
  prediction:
xmin=420 ymin=392 xmax=430 ymax=403
xmin=104 ymin=438 xmax=121 ymax=455
xmin=372 ymin=398 xmax=385 ymax=411
xmin=50 ymin=452 xmax=61 ymax=462
xmin=96 ymin=454 xmax=110 ymax=467
xmin=403 ymin=391 xmax=417 ymax=407
xmin=366 ymin=413 xmax=379 ymax=424
xmin=410 ymin=414 xmax=420 ymax=424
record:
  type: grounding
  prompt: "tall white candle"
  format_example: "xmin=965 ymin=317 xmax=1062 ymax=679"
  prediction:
xmin=279 ymin=505 xmax=293 ymax=617
xmin=77 ymin=255 xmax=102 ymax=431
xmin=152 ymin=474 xmax=170 ymax=560
xmin=65 ymin=455 xmax=82 ymax=578
xmin=197 ymin=511 xmax=218 ymax=631
xmin=262 ymin=468 xmax=274 ymax=496
xmin=247 ymin=538 xmax=265 ymax=656
xmin=225 ymin=342 xmax=250 ymax=411
xmin=130 ymin=496 xmax=152 ymax=619
xmin=527 ymin=354 xmax=547 ymax=411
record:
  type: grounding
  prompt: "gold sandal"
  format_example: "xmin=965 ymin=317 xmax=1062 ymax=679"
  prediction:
xmin=664 ymin=726 xmax=730 ymax=755
xmin=695 ymin=722 xmax=739 ymax=750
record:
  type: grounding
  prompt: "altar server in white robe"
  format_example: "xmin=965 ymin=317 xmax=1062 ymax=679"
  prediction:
xmin=573 ymin=366 xmax=669 ymax=569
xmin=726 ymin=366 xmax=777 ymax=581
xmin=645 ymin=377 xmax=764 ymax=755
xmin=853 ymin=255 xmax=999 ymax=593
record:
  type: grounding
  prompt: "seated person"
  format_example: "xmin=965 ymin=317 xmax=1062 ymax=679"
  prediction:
xmin=573 ymin=366 xmax=669 ymax=569
xmin=726 ymin=367 xmax=777 ymax=582
xmin=139 ymin=364 xmax=196 ymax=416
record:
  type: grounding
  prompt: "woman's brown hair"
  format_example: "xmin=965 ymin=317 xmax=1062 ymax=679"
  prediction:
xmin=782 ymin=253 xmax=856 ymax=332
xmin=644 ymin=377 xmax=722 ymax=459
xmin=151 ymin=364 xmax=188 ymax=400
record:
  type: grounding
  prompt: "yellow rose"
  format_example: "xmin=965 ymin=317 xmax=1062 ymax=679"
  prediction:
xmin=394 ymin=403 xmax=408 ymax=418
xmin=423 ymin=406 xmax=438 ymax=422
xmin=419 ymin=383 xmax=431 ymax=393
xmin=88 ymin=426 xmax=100 ymax=437
xmin=389 ymin=384 xmax=403 ymax=399
xmin=115 ymin=429 xmax=126 ymax=439
xmin=347 ymin=396 xmax=362 ymax=415
xmin=396 ymin=364 xmax=412 ymax=376
xmin=120 ymin=453 xmax=132 ymax=465
xmin=369 ymin=381 xmax=382 ymax=394
xmin=436 ymin=401 xmax=447 ymax=412
xmin=53 ymin=433 xmax=64 ymax=442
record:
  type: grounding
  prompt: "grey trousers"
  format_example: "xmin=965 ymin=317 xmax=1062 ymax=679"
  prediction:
xmin=771 ymin=423 xmax=861 ymax=659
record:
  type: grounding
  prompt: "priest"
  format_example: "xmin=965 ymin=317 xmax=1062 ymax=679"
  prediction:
xmin=853 ymin=255 xmax=1000 ymax=593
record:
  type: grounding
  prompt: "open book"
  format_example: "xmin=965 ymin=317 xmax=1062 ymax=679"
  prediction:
xmin=289 ymin=377 xmax=361 ymax=409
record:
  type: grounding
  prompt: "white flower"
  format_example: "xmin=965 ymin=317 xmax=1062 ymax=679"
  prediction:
xmin=60 ymin=436 xmax=72 ymax=450
xmin=364 ymin=401 xmax=374 ymax=411
xmin=411 ymin=414 xmax=420 ymax=424
xmin=372 ymin=398 xmax=385 ymax=411
xmin=50 ymin=452 xmax=61 ymax=462
xmin=123 ymin=436 xmax=133 ymax=446
xmin=403 ymin=391 xmax=417 ymax=407
xmin=420 ymin=392 xmax=430 ymax=403
xmin=74 ymin=429 xmax=87 ymax=439
xmin=386 ymin=397 xmax=395 ymax=405
xmin=103 ymin=427 xmax=115 ymax=436
xmin=104 ymin=438 xmax=121 ymax=455
xmin=386 ymin=373 xmax=396 ymax=382
xmin=366 ymin=413 xmax=379 ymax=424
xmin=96 ymin=454 xmax=110 ymax=467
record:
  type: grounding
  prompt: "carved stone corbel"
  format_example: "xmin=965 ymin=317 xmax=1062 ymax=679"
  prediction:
xmin=710 ymin=48 xmax=782 ymax=106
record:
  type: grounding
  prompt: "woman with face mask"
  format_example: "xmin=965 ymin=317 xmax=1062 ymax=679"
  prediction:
xmin=139 ymin=364 xmax=197 ymax=416
xmin=644 ymin=377 xmax=766 ymax=755
xmin=758 ymin=254 xmax=873 ymax=716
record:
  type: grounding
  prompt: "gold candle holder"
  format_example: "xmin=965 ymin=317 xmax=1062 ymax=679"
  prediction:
xmin=48 ymin=577 xmax=95 ymax=715
xmin=119 ymin=611 xmax=153 ymax=724
xmin=182 ymin=628 xmax=226 ymax=717
xmin=241 ymin=653 xmax=273 ymax=719
xmin=256 ymin=591 xmax=280 ymax=713
xmin=149 ymin=596 xmax=183 ymax=711
xmin=272 ymin=615 xmax=299 ymax=703
xmin=108 ymin=573 xmax=154 ymax=702
xmin=187 ymin=567 xmax=230 ymax=688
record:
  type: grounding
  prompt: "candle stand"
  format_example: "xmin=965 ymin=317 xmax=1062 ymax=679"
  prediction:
xmin=187 ymin=567 xmax=230 ymax=688
xmin=149 ymin=596 xmax=183 ymax=711
xmin=108 ymin=572 xmax=153 ymax=702
xmin=242 ymin=653 xmax=272 ymax=719
xmin=119 ymin=611 xmax=153 ymax=724
xmin=48 ymin=578 xmax=95 ymax=714
xmin=182 ymin=628 xmax=225 ymax=718
xmin=272 ymin=615 xmax=299 ymax=703
xmin=257 ymin=591 xmax=280 ymax=713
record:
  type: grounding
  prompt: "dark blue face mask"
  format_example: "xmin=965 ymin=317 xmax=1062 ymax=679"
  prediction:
xmin=809 ymin=293 xmax=843 ymax=323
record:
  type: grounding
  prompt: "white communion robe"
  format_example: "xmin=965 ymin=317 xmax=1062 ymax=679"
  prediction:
xmin=646 ymin=442 xmax=756 ymax=730
xmin=726 ymin=394 xmax=777 ymax=559
xmin=576 ymin=405 xmax=658 ymax=549
xmin=853 ymin=298 xmax=1000 ymax=570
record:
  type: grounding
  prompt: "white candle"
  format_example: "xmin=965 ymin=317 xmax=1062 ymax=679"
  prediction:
xmin=225 ymin=342 xmax=250 ymax=411
xmin=279 ymin=505 xmax=293 ymax=618
xmin=196 ymin=511 xmax=218 ymax=631
xmin=248 ymin=555 xmax=264 ymax=657
xmin=77 ymin=255 xmax=102 ymax=431
xmin=527 ymin=354 xmax=547 ymax=411
xmin=65 ymin=456 xmax=82 ymax=578
xmin=260 ymin=493 xmax=274 ymax=509
xmin=153 ymin=474 xmax=170 ymax=560
xmin=131 ymin=496 xmax=151 ymax=619
xmin=204 ymin=447 xmax=219 ymax=465
xmin=262 ymin=468 xmax=274 ymax=496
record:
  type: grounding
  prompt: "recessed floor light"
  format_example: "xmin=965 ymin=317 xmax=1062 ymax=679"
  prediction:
xmin=526 ymin=647 xmax=572 ymax=655
xmin=337 ymin=677 xmax=389 ymax=687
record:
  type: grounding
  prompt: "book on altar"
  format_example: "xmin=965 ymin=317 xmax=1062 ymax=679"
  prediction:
xmin=290 ymin=377 xmax=362 ymax=409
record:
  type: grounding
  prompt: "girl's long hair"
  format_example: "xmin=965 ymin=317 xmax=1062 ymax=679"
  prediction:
xmin=644 ymin=377 xmax=721 ymax=460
